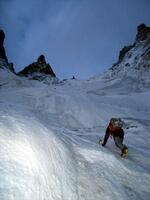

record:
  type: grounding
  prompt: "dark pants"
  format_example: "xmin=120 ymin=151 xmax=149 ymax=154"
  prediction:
xmin=113 ymin=136 xmax=127 ymax=151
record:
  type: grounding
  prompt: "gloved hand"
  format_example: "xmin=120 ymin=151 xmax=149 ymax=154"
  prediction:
xmin=101 ymin=143 xmax=105 ymax=147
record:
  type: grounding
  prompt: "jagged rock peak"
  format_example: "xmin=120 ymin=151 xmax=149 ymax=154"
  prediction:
xmin=0 ymin=29 xmax=8 ymax=63
xmin=18 ymin=55 xmax=56 ymax=80
xmin=37 ymin=54 xmax=46 ymax=64
xmin=136 ymin=24 xmax=150 ymax=42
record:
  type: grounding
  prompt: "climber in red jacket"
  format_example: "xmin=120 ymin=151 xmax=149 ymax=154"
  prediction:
xmin=101 ymin=118 xmax=128 ymax=157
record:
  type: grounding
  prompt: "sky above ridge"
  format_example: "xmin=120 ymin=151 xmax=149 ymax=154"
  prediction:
xmin=0 ymin=0 xmax=150 ymax=79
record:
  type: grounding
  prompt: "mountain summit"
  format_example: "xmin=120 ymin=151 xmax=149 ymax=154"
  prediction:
xmin=17 ymin=55 xmax=56 ymax=82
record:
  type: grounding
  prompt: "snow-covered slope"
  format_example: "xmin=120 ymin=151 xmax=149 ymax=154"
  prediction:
xmin=0 ymin=78 xmax=150 ymax=200
xmin=0 ymin=59 xmax=20 ymax=87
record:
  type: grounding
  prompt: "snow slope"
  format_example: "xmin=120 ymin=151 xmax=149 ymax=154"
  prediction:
xmin=0 ymin=75 xmax=150 ymax=200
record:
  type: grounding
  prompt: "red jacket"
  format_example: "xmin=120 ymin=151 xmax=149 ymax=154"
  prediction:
xmin=102 ymin=122 xmax=124 ymax=146
xmin=108 ymin=123 xmax=123 ymax=135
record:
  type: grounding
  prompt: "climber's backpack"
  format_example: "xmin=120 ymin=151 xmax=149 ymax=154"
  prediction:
xmin=110 ymin=118 xmax=123 ymax=128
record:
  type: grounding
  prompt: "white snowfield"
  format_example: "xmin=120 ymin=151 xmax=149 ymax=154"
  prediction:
xmin=0 ymin=68 xmax=150 ymax=200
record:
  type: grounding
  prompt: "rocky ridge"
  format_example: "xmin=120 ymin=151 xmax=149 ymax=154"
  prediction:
xmin=101 ymin=23 xmax=150 ymax=91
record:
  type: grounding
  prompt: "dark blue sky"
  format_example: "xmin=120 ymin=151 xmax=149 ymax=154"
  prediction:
xmin=0 ymin=0 xmax=150 ymax=79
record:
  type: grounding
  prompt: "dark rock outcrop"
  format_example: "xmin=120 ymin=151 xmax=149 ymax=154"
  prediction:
xmin=136 ymin=24 xmax=150 ymax=42
xmin=0 ymin=30 xmax=15 ymax=73
xmin=118 ymin=45 xmax=134 ymax=63
xmin=0 ymin=30 xmax=8 ymax=63
xmin=37 ymin=55 xmax=46 ymax=64
xmin=18 ymin=55 xmax=56 ymax=80
xmin=111 ymin=44 xmax=134 ymax=68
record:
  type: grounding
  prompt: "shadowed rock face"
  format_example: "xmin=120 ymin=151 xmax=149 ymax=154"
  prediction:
xmin=17 ymin=55 xmax=56 ymax=79
xmin=0 ymin=30 xmax=8 ymax=63
xmin=118 ymin=45 xmax=134 ymax=64
xmin=0 ymin=30 xmax=5 ymax=45
xmin=0 ymin=30 xmax=15 ymax=73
